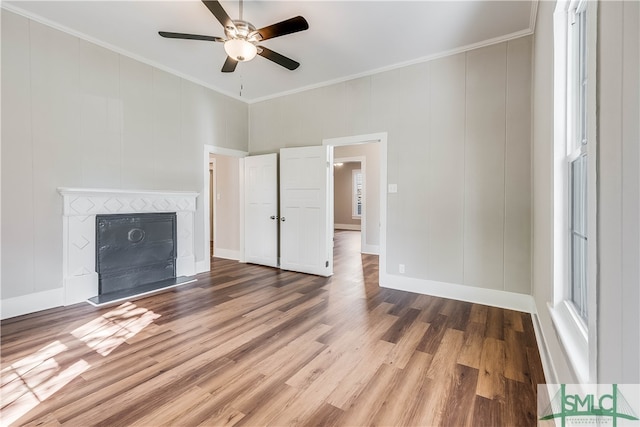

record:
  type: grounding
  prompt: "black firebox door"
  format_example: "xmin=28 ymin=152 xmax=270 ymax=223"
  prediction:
xmin=96 ymin=212 xmax=177 ymax=295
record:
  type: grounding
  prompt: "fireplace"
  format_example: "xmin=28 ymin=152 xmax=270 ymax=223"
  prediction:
xmin=58 ymin=188 xmax=199 ymax=307
xmin=96 ymin=213 xmax=177 ymax=295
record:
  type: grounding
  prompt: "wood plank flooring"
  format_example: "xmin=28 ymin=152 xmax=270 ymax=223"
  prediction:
xmin=1 ymin=231 xmax=545 ymax=426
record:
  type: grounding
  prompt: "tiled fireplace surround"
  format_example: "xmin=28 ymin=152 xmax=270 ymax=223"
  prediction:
xmin=59 ymin=188 xmax=198 ymax=305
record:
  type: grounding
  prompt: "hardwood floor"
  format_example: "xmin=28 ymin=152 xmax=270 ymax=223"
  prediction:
xmin=1 ymin=231 xmax=545 ymax=426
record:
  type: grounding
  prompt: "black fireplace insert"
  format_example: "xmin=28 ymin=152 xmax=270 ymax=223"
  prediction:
xmin=96 ymin=212 xmax=177 ymax=295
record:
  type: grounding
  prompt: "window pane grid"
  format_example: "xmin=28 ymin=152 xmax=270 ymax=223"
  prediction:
xmin=570 ymin=155 xmax=588 ymax=322
xmin=567 ymin=4 xmax=589 ymax=324
xmin=579 ymin=10 xmax=588 ymax=146
xmin=352 ymin=170 xmax=362 ymax=218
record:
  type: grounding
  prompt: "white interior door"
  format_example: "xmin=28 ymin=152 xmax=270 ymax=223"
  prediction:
xmin=280 ymin=146 xmax=333 ymax=277
xmin=244 ymin=153 xmax=278 ymax=267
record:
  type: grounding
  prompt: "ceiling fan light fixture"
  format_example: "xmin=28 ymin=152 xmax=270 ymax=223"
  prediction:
xmin=224 ymin=38 xmax=257 ymax=62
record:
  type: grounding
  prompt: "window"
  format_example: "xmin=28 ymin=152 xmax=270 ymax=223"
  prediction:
xmin=352 ymin=169 xmax=362 ymax=218
xmin=568 ymin=2 xmax=588 ymax=324
xmin=550 ymin=0 xmax=595 ymax=382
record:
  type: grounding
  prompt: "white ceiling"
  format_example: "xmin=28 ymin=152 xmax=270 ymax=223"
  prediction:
xmin=3 ymin=1 xmax=536 ymax=103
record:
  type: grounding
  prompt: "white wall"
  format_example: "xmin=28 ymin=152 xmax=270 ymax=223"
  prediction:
xmin=596 ymin=0 xmax=639 ymax=384
xmin=532 ymin=0 xmax=640 ymax=383
xmin=1 ymin=11 xmax=248 ymax=303
xmin=249 ymin=37 xmax=533 ymax=295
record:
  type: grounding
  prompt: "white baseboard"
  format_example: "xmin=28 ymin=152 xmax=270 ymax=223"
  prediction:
xmin=379 ymin=273 xmax=536 ymax=313
xmin=200 ymin=249 xmax=241 ymax=265
xmin=361 ymin=244 xmax=380 ymax=255
xmin=213 ymin=248 xmax=240 ymax=261
xmin=531 ymin=310 xmax=559 ymax=384
xmin=335 ymin=224 xmax=361 ymax=231
xmin=1 ymin=288 xmax=64 ymax=320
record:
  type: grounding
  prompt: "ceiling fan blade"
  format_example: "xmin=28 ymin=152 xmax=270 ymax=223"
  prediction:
xmin=159 ymin=31 xmax=224 ymax=42
xmin=257 ymin=46 xmax=300 ymax=70
xmin=202 ymin=0 xmax=236 ymax=32
xmin=255 ymin=16 xmax=309 ymax=41
xmin=221 ymin=56 xmax=238 ymax=73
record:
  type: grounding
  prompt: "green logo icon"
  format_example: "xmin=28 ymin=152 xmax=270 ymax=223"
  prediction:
xmin=539 ymin=384 xmax=639 ymax=426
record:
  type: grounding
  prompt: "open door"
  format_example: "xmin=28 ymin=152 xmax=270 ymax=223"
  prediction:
xmin=279 ymin=146 xmax=333 ymax=277
xmin=244 ymin=153 xmax=278 ymax=268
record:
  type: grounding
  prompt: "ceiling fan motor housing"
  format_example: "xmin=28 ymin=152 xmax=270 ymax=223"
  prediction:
xmin=226 ymin=20 xmax=259 ymax=42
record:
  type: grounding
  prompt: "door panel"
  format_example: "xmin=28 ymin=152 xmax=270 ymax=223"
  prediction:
xmin=280 ymin=146 xmax=332 ymax=276
xmin=244 ymin=153 xmax=278 ymax=267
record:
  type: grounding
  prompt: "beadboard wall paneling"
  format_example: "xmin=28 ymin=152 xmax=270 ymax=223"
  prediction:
xmin=249 ymin=38 xmax=533 ymax=295
xmin=1 ymin=10 xmax=248 ymax=301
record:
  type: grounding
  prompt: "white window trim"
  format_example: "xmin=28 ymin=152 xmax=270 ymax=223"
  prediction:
xmin=550 ymin=0 xmax=598 ymax=384
xmin=352 ymin=169 xmax=363 ymax=219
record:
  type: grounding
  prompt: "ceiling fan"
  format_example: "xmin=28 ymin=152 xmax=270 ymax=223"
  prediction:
xmin=159 ymin=0 xmax=309 ymax=73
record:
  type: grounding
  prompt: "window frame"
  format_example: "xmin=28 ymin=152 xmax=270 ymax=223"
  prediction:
xmin=567 ymin=0 xmax=589 ymax=326
xmin=352 ymin=169 xmax=363 ymax=219
xmin=550 ymin=0 xmax=597 ymax=384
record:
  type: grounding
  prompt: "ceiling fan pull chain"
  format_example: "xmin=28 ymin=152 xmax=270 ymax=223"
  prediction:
xmin=239 ymin=0 xmax=243 ymax=21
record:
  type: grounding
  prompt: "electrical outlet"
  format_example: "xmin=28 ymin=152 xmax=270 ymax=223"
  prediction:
xmin=399 ymin=264 xmax=405 ymax=274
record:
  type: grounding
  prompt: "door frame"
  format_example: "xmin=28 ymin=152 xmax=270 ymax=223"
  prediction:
xmin=200 ymin=145 xmax=247 ymax=273
xmin=322 ymin=132 xmax=388 ymax=278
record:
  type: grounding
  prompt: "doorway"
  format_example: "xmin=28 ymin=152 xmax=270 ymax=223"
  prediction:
xmin=323 ymin=132 xmax=388 ymax=279
xmin=209 ymin=153 xmax=242 ymax=261
xmin=237 ymin=132 xmax=388 ymax=280
xmin=328 ymin=142 xmax=380 ymax=255
xmin=201 ymin=145 xmax=247 ymax=274
xmin=333 ymin=158 xmax=364 ymax=255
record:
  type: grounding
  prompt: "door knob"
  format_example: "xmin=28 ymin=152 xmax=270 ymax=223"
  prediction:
xmin=270 ymin=215 xmax=277 ymax=220
xmin=280 ymin=217 xmax=286 ymax=222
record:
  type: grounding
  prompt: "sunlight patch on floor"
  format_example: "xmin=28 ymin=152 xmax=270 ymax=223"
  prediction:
xmin=71 ymin=302 xmax=160 ymax=357
xmin=0 ymin=341 xmax=90 ymax=425
xmin=0 ymin=302 xmax=160 ymax=425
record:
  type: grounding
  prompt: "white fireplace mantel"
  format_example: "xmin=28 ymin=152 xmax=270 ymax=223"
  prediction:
xmin=58 ymin=187 xmax=199 ymax=305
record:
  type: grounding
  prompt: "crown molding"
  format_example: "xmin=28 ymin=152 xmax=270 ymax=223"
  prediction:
xmin=1 ymin=2 xmax=247 ymax=102
xmin=2 ymin=1 xmax=539 ymax=105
